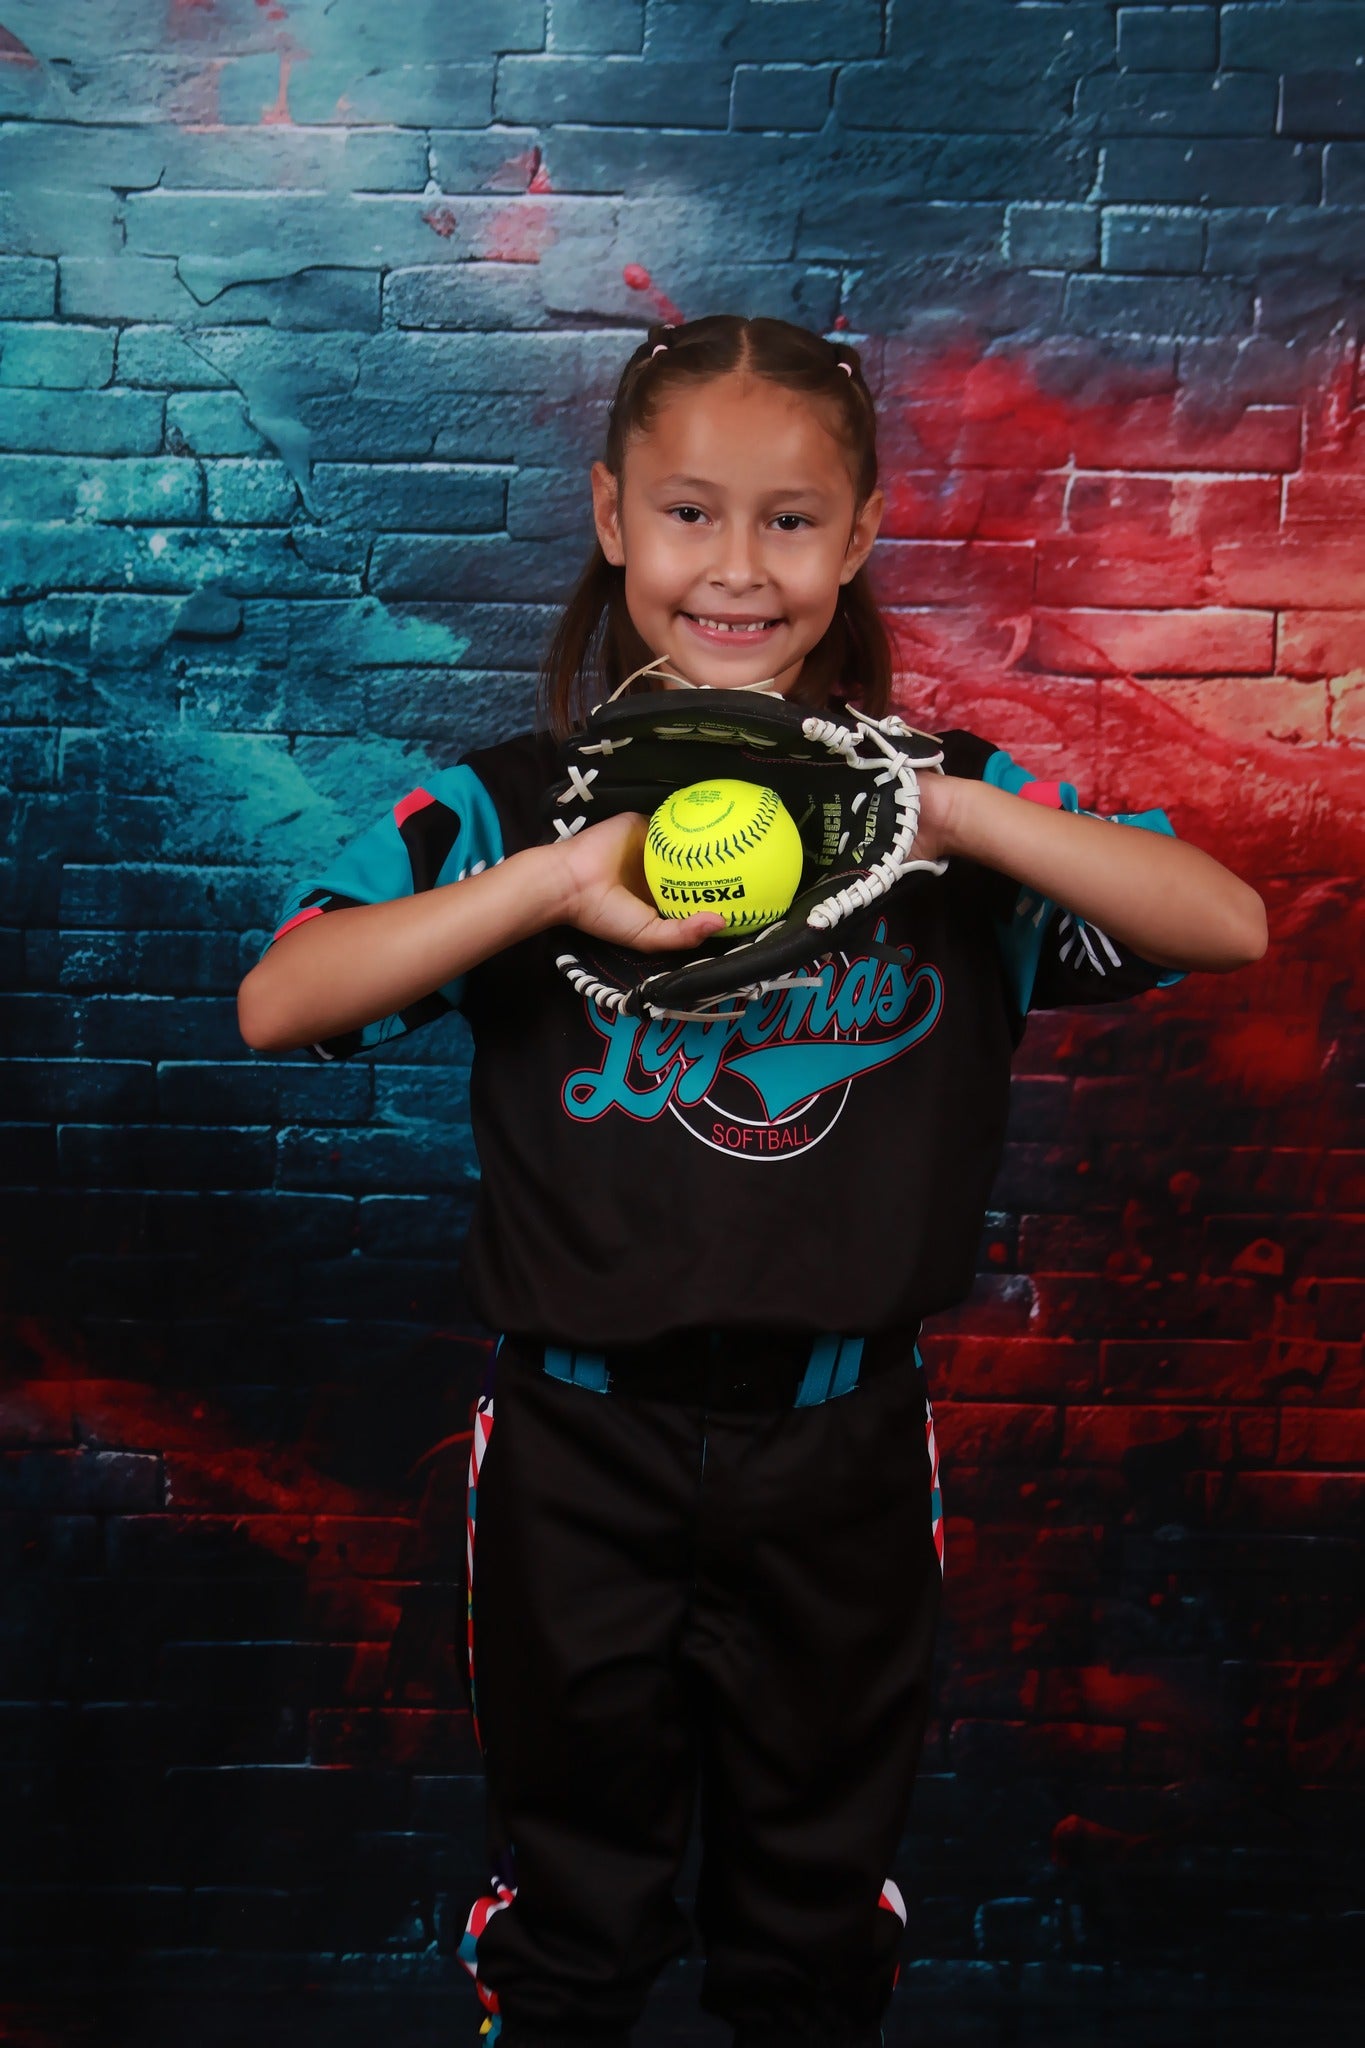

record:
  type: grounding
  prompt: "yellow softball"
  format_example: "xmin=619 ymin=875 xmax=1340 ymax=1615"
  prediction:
xmin=643 ymin=779 xmax=805 ymax=932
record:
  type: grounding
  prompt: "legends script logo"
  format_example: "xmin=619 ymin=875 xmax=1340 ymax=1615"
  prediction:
xmin=561 ymin=919 xmax=943 ymax=1159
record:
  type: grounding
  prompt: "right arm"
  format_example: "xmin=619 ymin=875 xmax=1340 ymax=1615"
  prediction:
xmin=238 ymin=810 xmax=724 ymax=1056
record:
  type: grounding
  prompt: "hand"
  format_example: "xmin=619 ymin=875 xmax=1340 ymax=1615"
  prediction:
xmin=909 ymin=769 xmax=958 ymax=863
xmin=553 ymin=811 xmax=728 ymax=952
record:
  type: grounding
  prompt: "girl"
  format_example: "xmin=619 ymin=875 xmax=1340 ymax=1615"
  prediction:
xmin=238 ymin=316 xmax=1266 ymax=2048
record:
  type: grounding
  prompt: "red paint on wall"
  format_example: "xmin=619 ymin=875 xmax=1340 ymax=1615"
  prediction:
xmin=622 ymin=262 xmax=686 ymax=325
xmin=0 ymin=23 xmax=39 ymax=62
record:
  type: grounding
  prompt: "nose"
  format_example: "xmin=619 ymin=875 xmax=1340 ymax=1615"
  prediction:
xmin=708 ymin=519 xmax=766 ymax=593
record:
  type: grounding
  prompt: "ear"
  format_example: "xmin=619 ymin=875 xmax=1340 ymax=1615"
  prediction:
xmin=591 ymin=460 xmax=625 ymax=567
xmin=839 ymin=486 xmax=884 ymax=585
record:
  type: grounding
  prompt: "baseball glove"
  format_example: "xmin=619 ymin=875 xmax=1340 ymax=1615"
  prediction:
xmin=541 ymin=658 xmax=950 ymax=1021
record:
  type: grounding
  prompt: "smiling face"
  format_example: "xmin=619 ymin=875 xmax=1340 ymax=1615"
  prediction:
xmin=590 ymin=367 xmax=884 ymax=696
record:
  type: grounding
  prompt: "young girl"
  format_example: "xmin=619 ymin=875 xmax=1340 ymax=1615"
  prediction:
xmin=238 ymin=316 xmax=1266 ymax=2048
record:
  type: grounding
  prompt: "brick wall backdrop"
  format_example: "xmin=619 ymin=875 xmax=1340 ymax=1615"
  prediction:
xmin=2 ymin=3 xmax=1363 ymax=2043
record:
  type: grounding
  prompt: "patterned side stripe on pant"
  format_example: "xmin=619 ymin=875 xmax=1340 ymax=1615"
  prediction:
xmin=926 ymin=1400 xmax=944 ymax=1577
xmin=458 ymin=1872 xmax=515 ymax=2027
xmin=465 ymin=1393 xmax=495 ymax=1754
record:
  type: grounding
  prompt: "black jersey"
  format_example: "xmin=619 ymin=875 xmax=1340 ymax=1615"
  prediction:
xmin=259 ymin=725 xmax=1186 ymax=1345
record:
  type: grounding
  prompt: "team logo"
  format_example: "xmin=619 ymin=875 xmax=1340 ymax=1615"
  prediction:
xmin=562 ymin=919 xmax=943 ymax=1160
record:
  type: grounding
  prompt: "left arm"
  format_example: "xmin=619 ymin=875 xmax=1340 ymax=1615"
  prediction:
xmin=918 ymin=774 xmax=1267 ymax=974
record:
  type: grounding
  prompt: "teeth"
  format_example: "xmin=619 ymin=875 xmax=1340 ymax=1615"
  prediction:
xmin=692 ymin=616 xmax=774 ymax=633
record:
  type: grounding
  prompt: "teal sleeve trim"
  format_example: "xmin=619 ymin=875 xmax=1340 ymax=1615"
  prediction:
xmin=980 ymin=750 xmax=1187 ymax=1007
xmin=981 ymin=748 xmax=1081 ymax=1015
xmin=257 ymin=762 xmax=507 ymax=1051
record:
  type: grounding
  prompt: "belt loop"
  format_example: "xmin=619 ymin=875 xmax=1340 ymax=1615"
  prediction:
xmin=543 ymin=1346 xmax=610 ymax=1393
xmin=829 ymin=1334 xmax=864 ymax=1398
xmin=795 ymin=1333 xmax=841 ymax=1407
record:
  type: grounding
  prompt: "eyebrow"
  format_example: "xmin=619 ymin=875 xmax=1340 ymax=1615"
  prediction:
xmin=652 ymin=474 xmax=832 ymax=501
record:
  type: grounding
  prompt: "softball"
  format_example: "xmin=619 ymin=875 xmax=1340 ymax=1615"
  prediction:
xmin=643 ymin=779 xmax=804 ymax=932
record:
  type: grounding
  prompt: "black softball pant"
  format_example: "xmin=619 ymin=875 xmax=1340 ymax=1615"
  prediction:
xmin=457 ymin=1329 xmax=946 ymax=2048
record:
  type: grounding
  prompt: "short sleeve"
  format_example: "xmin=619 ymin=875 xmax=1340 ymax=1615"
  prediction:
xmin=979 ymin=746 xmax=1188 ymax=1016
xmin=257 ymin=762 xmax=505 ymax=1061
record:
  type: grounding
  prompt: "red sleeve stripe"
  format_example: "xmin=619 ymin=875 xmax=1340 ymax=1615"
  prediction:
xmin=272 ymin=903 xmax=325 ymax=942
xmin=1018 ymin=778 xmax=1066 ymax=808
xmin=394 ymin=787 xmax=436 ymax=827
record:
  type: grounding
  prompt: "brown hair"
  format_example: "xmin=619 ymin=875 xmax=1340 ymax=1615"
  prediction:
xmin=536 ymin=313 xmax=896 ymax=738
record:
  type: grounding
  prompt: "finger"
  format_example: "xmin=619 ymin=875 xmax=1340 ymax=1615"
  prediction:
xmin=635 ymin=910 xmax=727 ymax=952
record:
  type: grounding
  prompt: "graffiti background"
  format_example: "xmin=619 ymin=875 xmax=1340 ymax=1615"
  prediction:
xmin=1 ymin=2 xmax=1362 ymax=2042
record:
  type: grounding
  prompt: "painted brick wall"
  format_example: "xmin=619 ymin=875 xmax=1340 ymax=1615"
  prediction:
xmin=2 ymin=2 xmax=1363 ymax=2040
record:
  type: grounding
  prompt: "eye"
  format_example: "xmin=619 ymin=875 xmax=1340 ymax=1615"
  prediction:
xmin=771 ymin=513 xmax=810 ymax=532
xmin=668 ymin=505 xmax=708 ymax=525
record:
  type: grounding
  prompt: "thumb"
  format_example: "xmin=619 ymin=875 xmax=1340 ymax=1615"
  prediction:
xmin=645 ymin=910 xmax=728 ymax=951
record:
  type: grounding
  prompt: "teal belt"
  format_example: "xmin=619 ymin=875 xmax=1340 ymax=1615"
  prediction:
xmin=542 ymin=1333 xmax=873 ymax=1406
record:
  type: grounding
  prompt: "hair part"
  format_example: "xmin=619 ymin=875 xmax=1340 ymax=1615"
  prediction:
xmin=537 ymin=314 xmax=897 ymax=738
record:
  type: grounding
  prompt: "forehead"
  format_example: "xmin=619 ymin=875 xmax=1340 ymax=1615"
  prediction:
xmin=624 ymin=369 xmax=854 ymax=493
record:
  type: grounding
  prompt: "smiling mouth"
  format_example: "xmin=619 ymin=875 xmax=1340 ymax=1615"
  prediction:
xmin=683 ymin=613 xmax=782 ymax=634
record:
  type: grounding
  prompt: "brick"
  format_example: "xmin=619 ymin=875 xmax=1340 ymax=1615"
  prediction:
xmin=369 ymin=534 xmax=582 ymax=602
xmin=835 ymin=64 xmax=1078 ymax=134
xmin=1286 ymin=472 xmax=1365 ymax=524
xmin=382 ymin=262 xmax=551 ymax=331
xmin=1098 ymin=140 xmax=1322 ymax=207
xmin=1204 ymin=206 xmax=1365 ymax=275
xmin=278 ymin=1126 xmax=478 ymax=1195
xmin=204 ymin=462 xmax=301 ymax=527
xmin=1064 ymin=273 xmax=1255 ymax=339
xmin=0 ymin=183 xmax=122 ymax=257
xmin=155 ymin=1060 xmax=371 ymax=1127
xmin=881 ymin=469 xmax=1070 ymax=544
xmin=1216 ymin=1472 xmax=1364 ymax=1531
xmin=799 ymin=199 xmax=1004 ymax=263
xmin=1117 ymin=7 xmax=1217 ymax=71
xmin=1211 ymin=540 xmax=1365 ymax=607
xmin=0 ymin=388 xmax=164 ymax=457
xmin=869 ymin=541 xmax=1035 ymax=608
xmin=117 ymin=325 xmax=361 ymax=397
xmin=1323 ymin=142 xmax=1365 ymax=203
xmin=949 ymin=1718 xmax=1126 ymax=1774
xmin=929 ymin=1402 xmax=1060 ymax=1463
xmin=308 ymin=1709 xmax=476 ymax=1769
xmin=1221 ymin=4 xmax=1365 ymax=72
xmin=1068 ymin=398 xmax=1301 ymax=469
xmin=0 ymin=1059 xmax=154 ymax=1122
xmin=1028 ymin=606 xmax=1273 ymax=676
xmin=496 ymin=56 xmax=733 ymax=126
xmin=0 ymin=456 xmax=199 ymax=526
xmin=0 ymin=1449 xmax=161 ymax=1512
xmin=1090 ymin=474 xmax=1280 ymax=540
xmin=165 ymin=392 xmax=268 ymax=459
xmin=1332 ymin=671 xmax=1365 ymax=738
xmin=306 ymin=463 xmax=507 ymax=533
xmin=1282 ymin=72 xmax=1365 ymax=139
xmin=1102 ymin=208 xmax=1205 ymax=274
xmin=1139 ymin=675 xmax=1329 ymax=744
xmin=651 ymin=0 xmax=881 ymax=61
xmin=1277 ymin=1407 xmax=1365 ymax=1465
xmin=0 ymin=256 xmax=55 ymax=317
xmin=732 ymin=64 xmax=833 ymax=132
xmin=1078 ymin=71 xmax=1275 ymax=136
xmin=214 ymin=57 xmax=495 ymax=130
xmin=1282 ymin=609 xmax=1365 ymax=681
xmin=1004 ymin=204 xmax=1101 ymax=269
xmin=0 ymin=524 xmax=362 ymax=603
xmin=1034 ymin=538 xmax=1212 ymax=607
xmin=57 ymin=1124 xmax=273 ymax=1190
xmin=125 ymin=193 xmax=606 ymax=289
xmin=549 ymin=0 xmax=644 ymax=53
